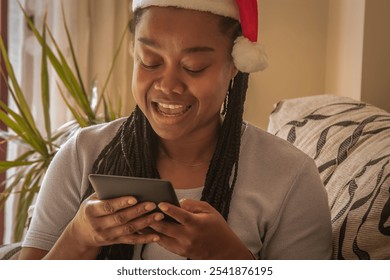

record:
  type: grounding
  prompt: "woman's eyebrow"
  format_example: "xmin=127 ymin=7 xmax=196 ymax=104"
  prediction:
xmin=137 ymin=37 xmax=215 ymax=53
xmin=183 ymin=46 xmax=215 ymax=54
xmin=138 ymin=37 xmax=160 ymax=48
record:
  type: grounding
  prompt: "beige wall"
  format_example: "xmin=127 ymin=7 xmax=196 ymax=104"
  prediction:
xmin=325 ymin=0 xmax=365 ymax=100
xmin=245 ymin=0 xmax=329 ymax=129
xmin=361 ymin=0 xmax=390 ymax=113
xmin=245 ymin=0 xmax=390 ymax=129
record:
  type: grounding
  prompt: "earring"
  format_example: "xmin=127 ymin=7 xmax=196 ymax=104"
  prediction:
xmin=222 ymin=79 xmax=234 ymax=115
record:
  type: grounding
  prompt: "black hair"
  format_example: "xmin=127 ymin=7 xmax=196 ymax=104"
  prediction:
xmin=87 ymin=8 xmax=249 ymax=260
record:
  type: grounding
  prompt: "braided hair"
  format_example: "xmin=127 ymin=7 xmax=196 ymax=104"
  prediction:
xmin=86 ymin=9 xmax=250 ymax=259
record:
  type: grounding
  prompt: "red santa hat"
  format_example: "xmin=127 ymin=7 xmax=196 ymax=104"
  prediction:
xmin=132 ymin=0 xmax=268 ymax=73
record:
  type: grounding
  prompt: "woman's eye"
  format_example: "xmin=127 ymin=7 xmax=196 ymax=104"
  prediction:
xmin=137 ymin=57 xmax=161 ymax=70
xmin=184 ymin=66 xmax=208 ymax=74
xmin=141 ymin=61 xmax=161 ymax=70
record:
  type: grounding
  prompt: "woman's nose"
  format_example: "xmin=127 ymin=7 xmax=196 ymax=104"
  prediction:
xmin=154 ymin=67 xmax=185 ymax=95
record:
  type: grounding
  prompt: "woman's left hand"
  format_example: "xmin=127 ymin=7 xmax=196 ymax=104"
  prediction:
xmin=148 ymin=199 xmax=254 ymax=260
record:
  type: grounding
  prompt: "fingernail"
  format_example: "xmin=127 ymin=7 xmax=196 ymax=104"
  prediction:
xmin=159 ymin=203 xmax=168 ymax=212
xmin=154 ymin=213 xmax=164 ymax=221
xmin=179 ymin=198 xmax=187 ymax=203
xmin=128 ymin=198 xmax=137 ymax=205
xmin=153 ymin=236 xmax=160 ymax=242
xmin=145 ymin=203 xmax=156 ymax=211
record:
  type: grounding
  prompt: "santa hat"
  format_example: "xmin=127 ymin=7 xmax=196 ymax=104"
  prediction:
xmin=132 ymin=0 xmax=268 ymax=73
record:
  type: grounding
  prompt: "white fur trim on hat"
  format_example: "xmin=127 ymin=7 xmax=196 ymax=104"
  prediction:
xmin=132 ymin=0 xmax=240 ymax=20
xmin=232 ymin=36 xmax=268 ymax=73
xmin=132 ymin=0 xmax=268 ymax=73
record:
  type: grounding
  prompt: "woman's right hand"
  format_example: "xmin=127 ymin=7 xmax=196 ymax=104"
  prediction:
xmin=20 ymin=193 xmax=163 ymax=260
xmin=70 ymin=193 xmax=164 ymax=248
xmin=43 ymin=193 xmax=163 ymax=259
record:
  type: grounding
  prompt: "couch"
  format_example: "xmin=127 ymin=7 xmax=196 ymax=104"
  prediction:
xmin=1 ymin=94 xmax=389 ymax=260
xmin=268 ymin=94 xmax=390 ymax=259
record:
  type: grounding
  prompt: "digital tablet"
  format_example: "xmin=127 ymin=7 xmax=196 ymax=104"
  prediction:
xmin=88 ymin=174 xmax=180 ymax=222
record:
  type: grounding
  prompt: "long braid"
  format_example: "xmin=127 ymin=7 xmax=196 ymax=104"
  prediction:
xmin=87 ymin=107 xmax=159 ymax=259
xmin=202 ymin=72 xmax=248 ymax=218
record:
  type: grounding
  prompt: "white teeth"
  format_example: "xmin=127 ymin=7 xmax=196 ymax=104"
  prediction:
xmin=155 ymin=102 xmax=191 ymax=117
xmin=158 ymin=103 xmax=183 ymax=109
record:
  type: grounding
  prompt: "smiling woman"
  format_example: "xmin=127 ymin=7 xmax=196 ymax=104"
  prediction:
xmin=19 ymin=0 xmax=332 ymax=260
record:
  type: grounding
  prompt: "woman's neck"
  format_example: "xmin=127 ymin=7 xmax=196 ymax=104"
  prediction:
xmin=156 ymin=118 xmax=222 ymax=188
xmin=158 ymin=117 xmax=221 ymax=165
xmin=158 ymin=132 xmax=218 ymax=166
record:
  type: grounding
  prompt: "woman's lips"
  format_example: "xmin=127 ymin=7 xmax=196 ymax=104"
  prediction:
xmin=154 ymin=102 xmax=191 ymax=117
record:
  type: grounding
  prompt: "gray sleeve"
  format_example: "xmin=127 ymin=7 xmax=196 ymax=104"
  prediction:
xmin=22 ymin=133 xmax=83 ymax=251
xmin=261 ymin=157 xmax=333 ymax=260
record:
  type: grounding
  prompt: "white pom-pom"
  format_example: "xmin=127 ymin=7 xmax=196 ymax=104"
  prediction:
xmin=232 ymin=36 xmax=269 ymax=73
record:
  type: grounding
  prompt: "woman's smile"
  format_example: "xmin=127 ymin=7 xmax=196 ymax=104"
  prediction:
xmin=154 ymin=102 xmax=192 ymax=117
xmin=150 ymin=99 xmax=194 ymax=127
xmin=132 ymin=7 xmax=236 ymax=141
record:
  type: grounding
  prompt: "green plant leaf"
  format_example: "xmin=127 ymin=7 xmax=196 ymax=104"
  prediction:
xmin=9 ymin=150 xmax=36 ymax=163
xmin=41 ymin=15 xmax=52 ymax=150
xmin=0 ymin=108 xmax=39 ymax=149
xmin=0 ymin=150 xmax=41 ymax=173
xmin=0 ymin=160 xmax=38 ymax=173
xmin=19 ymin=3 xmax=95 ymax=122
xmin=57 ymin=83 xmax=88 ymax=127
xmin=14 ymin=167 xmax=43 ymax=241
xmin=0 ymin=37 xmax=48 ymax=156
xmin=0 ymin=37 xmax=33 ymax=126
xmin=46 ymin=27 xmax=94 ymax=119
xmin=60 ymin=3 xmax=88 ymax=104
xmin=0 ymin=100 xmax=48 ymax=155
xmin=0 ymin=50 xmax=49 ymax=156
xmin=0 ymin=109 xmax=26 ymax=139
xmin=0 ymin=172 xmax=24 ymax=210
xmin=0 ymin=129 xmax=28 ymax=147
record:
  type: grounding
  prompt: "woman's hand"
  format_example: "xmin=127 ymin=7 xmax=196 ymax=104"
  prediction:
xmin=148 ymin=199 xmax=254 ymax=260
xmin=63 ymin=193 xmax=164 ymax=256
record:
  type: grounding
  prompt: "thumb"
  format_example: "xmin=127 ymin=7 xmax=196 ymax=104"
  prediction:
xmin=180 ymin=199 xmax=212 ymax=213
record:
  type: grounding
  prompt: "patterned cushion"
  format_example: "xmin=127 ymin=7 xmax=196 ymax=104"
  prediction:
xmin=268 ymin=95 xmax=390 ymax=260
xmin=0 ymin=242 xmax=22 ymax=260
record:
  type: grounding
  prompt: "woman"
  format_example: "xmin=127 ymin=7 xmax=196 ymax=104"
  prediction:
xmin=20 ymin=0 xmax=332 ymax=260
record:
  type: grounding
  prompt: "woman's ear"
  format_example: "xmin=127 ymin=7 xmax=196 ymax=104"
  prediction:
xmin=231 ymin=66 xmax=238 ymax=79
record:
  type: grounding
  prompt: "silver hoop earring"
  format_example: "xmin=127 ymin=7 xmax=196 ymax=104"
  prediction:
xmin=222 ymin=79 xmax=234 ymax=115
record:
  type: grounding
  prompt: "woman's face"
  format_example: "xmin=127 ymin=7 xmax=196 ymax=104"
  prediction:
xmin=132 ymin=7 xmax=237 ymax=142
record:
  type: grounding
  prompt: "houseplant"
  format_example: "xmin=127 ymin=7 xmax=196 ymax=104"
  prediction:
xmin=0 ymin=6 xmax=127 ymax=241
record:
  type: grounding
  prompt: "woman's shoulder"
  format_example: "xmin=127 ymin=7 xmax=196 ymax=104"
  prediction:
xmin=239 ymin=121 xmax=321 ymax=191
xmin=77 ymin=117 xmax=127 ymax=142
xmin=241 ymin=122 xmax=312 ymax=164
xmin=63 ymin=117 xmax=127 ymax=161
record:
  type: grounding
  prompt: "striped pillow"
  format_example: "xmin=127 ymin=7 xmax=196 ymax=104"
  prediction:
xmin=0 ymin=242 xmax=22 ymax=260
xmin=268 ymin=95 xmax=390 ymax=260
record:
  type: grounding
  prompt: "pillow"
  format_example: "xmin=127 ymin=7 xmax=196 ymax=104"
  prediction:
xmin=0 ymin=242 xmax=22 ymax=260
xmin=268 ymin=94 xmax=390 ymax=260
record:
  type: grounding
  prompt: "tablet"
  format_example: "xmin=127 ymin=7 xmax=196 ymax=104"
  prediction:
xmin=88 ymin=174 xmax=180 ymax=222
xmin=88 ymin=174 xmax=180 ymax=203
